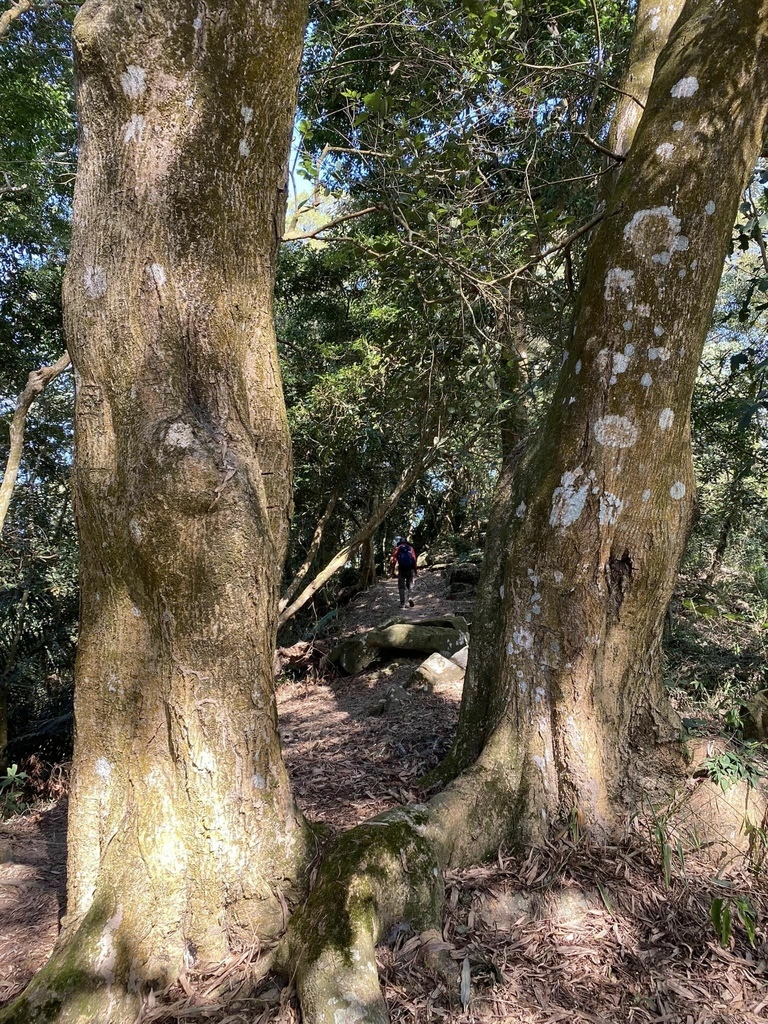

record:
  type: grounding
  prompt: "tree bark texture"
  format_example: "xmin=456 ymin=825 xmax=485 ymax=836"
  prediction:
xmin=607 ymin=0 xmax=687 ymax=160
xmin=451 ymin=0 xmax=768 ymax=837
xmin=2 ymin=0 xmax=309 ymax=1020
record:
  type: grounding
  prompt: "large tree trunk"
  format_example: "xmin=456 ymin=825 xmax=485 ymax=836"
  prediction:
xmin=289 ymin=3 xmax=768 ymax=1021
xmin=1 ymin=0 xmax=308 ymax=1020
xmin=607 ymin=0 xmax=687 ymax=160
xmin=451 ymin=0 xmax=768 ymax=834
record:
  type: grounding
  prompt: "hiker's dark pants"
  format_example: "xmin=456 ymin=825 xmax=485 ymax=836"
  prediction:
xmin=397 ymin=567 xmax=414 ymax=604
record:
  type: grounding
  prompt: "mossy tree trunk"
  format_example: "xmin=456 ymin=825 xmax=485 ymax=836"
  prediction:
xmin=289 ymin=3 xmax=768 ymax=1021
xmin=1 ymin=0 xmax=308 ymax=1020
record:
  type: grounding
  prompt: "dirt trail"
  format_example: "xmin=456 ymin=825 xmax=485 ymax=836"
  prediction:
xmin=0 ymin=801 xmax=66 ymax=1005
xmin=342 ymin=568 xmax=473 ymax=634
xmin=278 ymin=566 xmax=472 ymax=829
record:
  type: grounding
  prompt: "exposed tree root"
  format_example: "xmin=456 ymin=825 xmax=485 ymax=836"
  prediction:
xmin=288 ymin=750 xmax=525 ymax=1024
xmin=0 ymin=900 xmax=139 ymax=1024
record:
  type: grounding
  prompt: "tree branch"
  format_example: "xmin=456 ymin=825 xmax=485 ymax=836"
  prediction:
xmin=487 ymin=210 xmax=608 ymax=287
xmin=279 ymin=490 xmax=339 ymax=612
xmin=0 ymin=0 xmax=35 ymax=40
xmin=580 ymin=133 xmax=625 ymax=162
xmin=0 ymin=351 xmax=71 ymax=536
xmin=282 ymin=205 xmax=378 ymax=242
xmin=278 ymin=441 xmax=440 ymax=627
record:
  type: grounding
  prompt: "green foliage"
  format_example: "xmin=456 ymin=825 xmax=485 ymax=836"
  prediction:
xmin=0 ymin=3 xmax=78 ymax=763
xmin=702 ymin=747 xmax=765 ymax=793
xmin=711 ymin=895 xmax=757 ymax=948
xmin=0 ymin=763 xmax=28 ymax=817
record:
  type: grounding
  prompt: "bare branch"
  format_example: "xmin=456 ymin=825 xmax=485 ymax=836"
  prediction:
xmin=279 ymin=490 xmax=339 ymax=612
xmin=0 ymin=0 xmax=35 ymax=40
xmin=0 ymin=351 xmax=71 ymax=536
xmin=282 ymin=205 xmax=378 ymax=242
xmin=580 ymin=133 xmax=625 ymax=162
xmin=487 ymin=210 xmax=608 ymax=288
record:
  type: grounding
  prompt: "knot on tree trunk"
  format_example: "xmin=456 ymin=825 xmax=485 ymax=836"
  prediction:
xmin=608 ymin=549 xmax=633 ymax=619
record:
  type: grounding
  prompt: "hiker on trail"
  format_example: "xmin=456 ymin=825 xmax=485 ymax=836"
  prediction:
xmin=390 ymin=536 xmax=418 ymax=607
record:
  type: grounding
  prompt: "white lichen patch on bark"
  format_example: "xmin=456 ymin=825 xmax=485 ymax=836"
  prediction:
xmin=658 ymin=408 xmax=675 ymax=430
xmin=656 ymin=142 xmax=675 ymax=160
xmin=623 ymin=206 xmax=681 ymax=250
xmin=671 ymin=76 xmax=699 ymax=98
xmin=604 ymin=267 xmax=636 ymax=300
xmin=239 ymin=139 xmax=251 ymax=157
xmin=598 ymin=492 xmax=624 ymax=525
xmin=94 ymin=906 xmax=124 ymax=983
xmin=120 ymin=65 xmax=147 ymax=100
xmin=549 ymin=467 xmax=589 ymax=527
xmin=648 ymin=346 xmax=671 ymax=361
xmin=83 ymin=265 xmax=107 ymax=300
xmin=164 ymin=421 xmax=196 ymax=449
xmin=641 ymin=372 xmax=653 ymax=387
xmin=670 ymin=481 xmax=686 ymax=500
xmin=511 ymin=627 xmax=534 ymax=652
xmin=123 ymin=114 xmax=146 ymax=143
xmin=705 ymin=200 xmax=716 ymax=215
xmin=146 ymin=263 xmax=167 ymax=287
xmin=593 ymin=416 xmax=638 ymax=448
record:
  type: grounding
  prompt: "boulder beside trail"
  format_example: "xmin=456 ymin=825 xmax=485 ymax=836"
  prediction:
xmin=450 ymin=645 xmax=469 ymax=670
xmin=328 ymin=636 xmax=379 ymax=675
xmin=366 ymin=623 xmax=467 ymax=656
xmin=742 ymin=689 xmax=768 ymax=741
xmin=375 ymin=614 xmax=470 ymax=633
xmin=329 ymin=619 xmax=470 ymax=676
xmin=408 ymin=652 xmax=465 ymax=692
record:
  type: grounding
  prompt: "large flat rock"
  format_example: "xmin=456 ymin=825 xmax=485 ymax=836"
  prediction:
xmin=366 ymin=623 xmax=466 ymax=656
xmin=408 ymin=652 xmax=465 ymax=691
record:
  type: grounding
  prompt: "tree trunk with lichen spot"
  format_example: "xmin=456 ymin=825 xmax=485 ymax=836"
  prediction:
xmin=450 ymin=0 xmax=768 ymax=836
xmin=0 ymin=0 xmax=308 ymax=1021
xmin=288 ymin=5 xmax=768 ymax=1022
